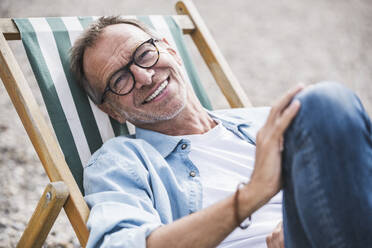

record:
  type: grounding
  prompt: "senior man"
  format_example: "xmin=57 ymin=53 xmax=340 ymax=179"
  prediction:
xmin=70 ymin=16 xmax=372 ymax=248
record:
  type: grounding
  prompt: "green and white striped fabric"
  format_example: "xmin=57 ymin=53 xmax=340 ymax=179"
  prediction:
xmin=14 ymin=16 xmax=212 ymax=194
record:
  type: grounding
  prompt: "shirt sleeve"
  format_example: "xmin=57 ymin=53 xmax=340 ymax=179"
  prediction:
xmin=83 ymin=139 xmax=164 ymax=248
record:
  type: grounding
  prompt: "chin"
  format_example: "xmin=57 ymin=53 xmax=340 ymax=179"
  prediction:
xmin=124 ymin=100 xmax=186 ymax=125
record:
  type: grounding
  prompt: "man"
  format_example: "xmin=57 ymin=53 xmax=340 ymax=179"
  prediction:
xmin=70 ymin=16 xmax=372 ymax=247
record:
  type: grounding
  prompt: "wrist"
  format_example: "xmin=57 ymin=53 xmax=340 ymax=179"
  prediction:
xmin=234 ymin=183 xmax=252 ymax=229
xmin=249 ymin=173 xmax=279 ymax=203
xmin=239 ymin=181 xmax=272 ymax=214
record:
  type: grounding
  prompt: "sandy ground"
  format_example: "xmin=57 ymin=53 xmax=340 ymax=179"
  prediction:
xmin=1 ymin=0 xmax=371 ymax=247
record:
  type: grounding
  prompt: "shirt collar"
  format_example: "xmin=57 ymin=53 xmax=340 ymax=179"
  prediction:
xmin=207 ymin=109 xmax=251 ymax=129
xmin=135 ymin=127 xmax=183 ymax=158
xmin=135 ymin=109 xmax=253 ymax=158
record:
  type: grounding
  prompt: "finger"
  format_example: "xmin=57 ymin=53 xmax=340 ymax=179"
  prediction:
xmin=266 ymin=234 xmax=273 ymax=248
xmin=276 ymin=221 xmax=285 ymax=248
xmin=272 ymin=232 xmax=280 ymax=248
xmin=279 ymin=226 xmax=285 ymax=248
xmin=276 ymin=100 xmax=301 ymax=134
xmin=275 ymin=221 xmax=282 ymax=231
xmin=272 ymin=84 xmax=304 ymax=116
xmin=279 ymin=236 xmax=285 ymax=248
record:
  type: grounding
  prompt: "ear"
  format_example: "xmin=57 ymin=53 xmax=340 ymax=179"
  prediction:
xmin=160 ymin=38 xmax=183 ymax=65
xmin=98 ymin=103 xmax=126 ymax=124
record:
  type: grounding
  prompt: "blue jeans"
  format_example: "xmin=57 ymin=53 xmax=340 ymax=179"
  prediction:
xmin=282 ymin=82 xmax=372 ymax=247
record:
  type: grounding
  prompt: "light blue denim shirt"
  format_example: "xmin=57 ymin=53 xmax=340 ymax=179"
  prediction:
xmin=84 ymin=107 xmax=270 ymax=247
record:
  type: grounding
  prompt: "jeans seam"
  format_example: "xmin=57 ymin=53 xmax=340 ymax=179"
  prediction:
xmin=297 ymin=119 xmax=347 ymax=248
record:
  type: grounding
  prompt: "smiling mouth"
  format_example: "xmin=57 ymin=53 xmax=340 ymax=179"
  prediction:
xmin=143 ymin=78 xmax=169 ymax=104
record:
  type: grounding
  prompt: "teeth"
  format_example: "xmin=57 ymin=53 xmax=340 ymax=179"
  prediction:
xmin=145 ymin=80 xmax=169 ymax=103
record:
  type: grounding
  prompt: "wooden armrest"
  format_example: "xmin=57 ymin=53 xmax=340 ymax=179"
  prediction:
xmin=17 ymin=182 xmax=69 ymax=248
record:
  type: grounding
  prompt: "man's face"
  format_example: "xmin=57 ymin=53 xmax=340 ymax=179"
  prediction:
xmin=83 ymin=24 xmax=187 ymax=125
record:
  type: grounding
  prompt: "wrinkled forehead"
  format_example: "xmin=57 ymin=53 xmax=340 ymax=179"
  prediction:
xmin=99 ymin=23 xmax=152 ymax=50
xmin=83 ymin=23 xmax=152 ymax=67
xmin=83 ymin=23 xmax=153 ymax=87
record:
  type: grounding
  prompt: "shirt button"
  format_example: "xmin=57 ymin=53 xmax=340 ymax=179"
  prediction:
xmin=189 ymin=171 xmax=196 ymax=177
xmin=181 ymin=144 xmax=188 ymax=150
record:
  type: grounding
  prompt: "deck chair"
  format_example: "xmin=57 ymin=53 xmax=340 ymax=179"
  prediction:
xmin=0 ymin=0 xmax=252 ymax=247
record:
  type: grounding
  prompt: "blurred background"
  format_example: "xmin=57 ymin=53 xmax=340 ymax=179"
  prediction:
xmin=1 ymin=0 xmax=371 ymax=247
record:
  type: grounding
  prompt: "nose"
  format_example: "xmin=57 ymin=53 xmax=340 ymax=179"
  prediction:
xmin=130 ymin=64 xmax=155 ymax=89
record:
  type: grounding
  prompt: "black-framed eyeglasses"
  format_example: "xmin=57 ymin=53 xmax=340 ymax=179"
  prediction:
xmin=99 ymin=38 xmax=160 ymax=104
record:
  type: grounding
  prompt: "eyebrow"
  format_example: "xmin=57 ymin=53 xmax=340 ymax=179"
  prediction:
xmin=106 ymin=63 xmax=128 ymax=87
xmin=105 ymin=51 xmax=133 ymax=87
xmin=104 ymin=39 xmax=148 ymax=87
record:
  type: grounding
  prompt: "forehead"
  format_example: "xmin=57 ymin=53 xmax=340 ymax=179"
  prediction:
xmin=91 ymin=23 xmax=151 ymax=60
xmin=100 ymin=23 xmax=150 ymax=46
xmin=83 ymin=23 xmax=152 ymax=87
xmin=85 ymin=23 xmax=152 ymax=64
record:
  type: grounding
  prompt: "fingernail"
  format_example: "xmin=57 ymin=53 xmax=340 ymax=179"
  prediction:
xmin=297 ymin=84 xmax=305 ymax=90
xmin=292 ymin=100 xmax=301 ymax=107
xmin=292 ymin=84 xmax=304 ymax=94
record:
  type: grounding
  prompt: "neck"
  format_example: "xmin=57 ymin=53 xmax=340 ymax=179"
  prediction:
xmin=137 ymin=92 xmax=217 ymax=136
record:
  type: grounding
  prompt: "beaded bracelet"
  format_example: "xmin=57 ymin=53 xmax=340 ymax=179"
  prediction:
xmin=234 ymin=182 xmax=252 ymax=229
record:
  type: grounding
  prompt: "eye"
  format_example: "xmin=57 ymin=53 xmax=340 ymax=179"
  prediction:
xmin=138 ymin=50 xmax=151 ymax=60
xmin=113 ymin=76 xmax=123 ymax=87
xmin=111 ymin=73 xmax=127 ymax=90
xmin=135 ymin=45 xmax=157 ymax=65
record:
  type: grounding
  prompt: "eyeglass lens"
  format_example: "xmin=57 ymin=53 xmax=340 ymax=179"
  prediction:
xmin=109 ymin=40 xmax=159 ymax=95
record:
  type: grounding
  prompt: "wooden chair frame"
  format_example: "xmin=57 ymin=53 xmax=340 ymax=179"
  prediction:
xmin=0 ymin=0 xmax=251 ymax=247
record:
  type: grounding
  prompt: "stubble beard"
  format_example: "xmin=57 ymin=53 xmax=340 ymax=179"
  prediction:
xmin=109 ymin=86 xmax=187 ymax=125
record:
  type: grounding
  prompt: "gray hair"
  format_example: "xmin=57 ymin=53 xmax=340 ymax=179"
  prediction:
xmin=70 ymin=16 xmax=160 ymax=104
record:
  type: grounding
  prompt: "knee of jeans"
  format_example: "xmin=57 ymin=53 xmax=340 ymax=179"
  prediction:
xmin=292 ymin=81 xmax=364 ymax=134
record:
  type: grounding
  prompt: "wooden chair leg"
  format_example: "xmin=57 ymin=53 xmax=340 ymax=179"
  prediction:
xmin=17 ymin=182 xmax=69 ymax=248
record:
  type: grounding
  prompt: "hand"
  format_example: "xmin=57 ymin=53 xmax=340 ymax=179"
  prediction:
xmin=250 ymin=85 xmax=303 ymax=202
xmin=266 ymin=221 xmax=285 ymax=248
